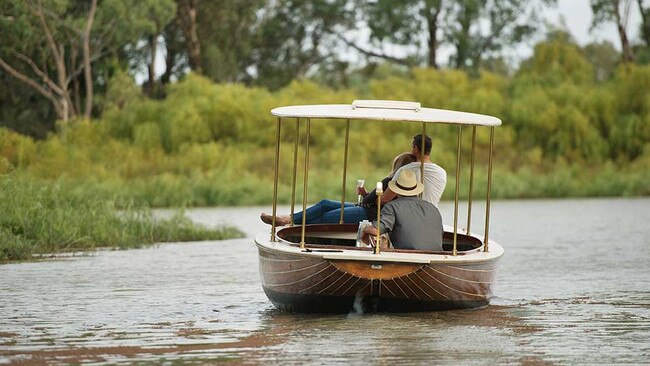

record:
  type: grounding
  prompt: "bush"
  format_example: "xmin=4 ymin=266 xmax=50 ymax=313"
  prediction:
xmin=0 ymin=177 xmax=244 ymax=262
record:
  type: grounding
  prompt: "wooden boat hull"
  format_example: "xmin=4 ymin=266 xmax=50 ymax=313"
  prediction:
xmin=256 ymin=232 xmax=502 ymax=313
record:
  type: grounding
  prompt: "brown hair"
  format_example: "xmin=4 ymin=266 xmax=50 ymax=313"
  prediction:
xmin=390 ymin=152 xmax=416 ymax=177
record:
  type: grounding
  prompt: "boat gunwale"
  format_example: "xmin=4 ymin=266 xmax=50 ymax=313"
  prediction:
xmin=275 ymin=223 xmax=487 ymax=256
xmin=254 ymin=232 xmax=504 ymax=265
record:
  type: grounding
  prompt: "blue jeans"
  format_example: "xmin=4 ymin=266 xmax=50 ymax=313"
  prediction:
xmin=292 ymin=199 xmax=368 ymax=224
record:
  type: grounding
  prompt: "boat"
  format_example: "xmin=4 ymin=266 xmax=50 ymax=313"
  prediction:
xmin=254 ymin=100 xmax=504 ymax=312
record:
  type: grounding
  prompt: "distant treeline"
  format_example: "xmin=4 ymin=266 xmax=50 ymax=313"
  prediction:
xmin=2 ymin=0 xmax=650 ymax=137
xmin=1 ymin=35 xmax=649 ymax=206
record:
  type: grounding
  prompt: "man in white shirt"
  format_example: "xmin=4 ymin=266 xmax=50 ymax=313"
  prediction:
xmin=382 ymin=134 xmax=447 ymax=207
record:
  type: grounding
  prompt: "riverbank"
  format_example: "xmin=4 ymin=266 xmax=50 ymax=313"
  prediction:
xmin=0 ymin=178 xmax=243 ymax=262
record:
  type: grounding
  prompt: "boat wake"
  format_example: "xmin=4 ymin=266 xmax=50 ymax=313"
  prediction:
xmin=348 ymin=294 xmax=365 ymax=317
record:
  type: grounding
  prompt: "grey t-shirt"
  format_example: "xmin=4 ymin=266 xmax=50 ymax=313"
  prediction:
xmin=376 ymin=196 xmax=443 ymax=251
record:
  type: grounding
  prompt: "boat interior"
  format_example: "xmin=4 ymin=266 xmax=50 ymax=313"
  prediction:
xmin=276 ymin=224 xmax=483 ymax=255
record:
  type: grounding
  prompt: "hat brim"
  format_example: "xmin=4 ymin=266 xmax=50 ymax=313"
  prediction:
xmin=388 ymin=180 xmax=424 ymax=197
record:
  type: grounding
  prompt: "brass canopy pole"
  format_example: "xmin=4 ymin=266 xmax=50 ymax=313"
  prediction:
xmin=271 ymin=117 xmax=282 ymax=242
xmin=290 ymin=119 xmax=300 ymax=226
xmin=466 ymin=125 xmax=477 ymax=234
xmin=484 ymin=126 xmax=495 ymax=252
xmin=420 ymin=123 xmax=426 ymax=198
xmin=340 ymin=119 xmax=351 ymax=224
xmin=300 ymin=119 xmax=311 ymax=249
xmin=453 ymin=126 xmax=462 ymax=256
xmin=375 ymin=184 xmax=383 ymax=255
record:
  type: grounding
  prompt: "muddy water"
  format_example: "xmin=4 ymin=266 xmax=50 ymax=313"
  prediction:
xmin=1 ymin=198 xmax=649 ymax=364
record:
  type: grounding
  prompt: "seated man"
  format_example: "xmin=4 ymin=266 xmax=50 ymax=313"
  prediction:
xmin=381 ymin=134 xmax=447 ymax=208
xmin=362 ymin=169 xmax=443 ymax=251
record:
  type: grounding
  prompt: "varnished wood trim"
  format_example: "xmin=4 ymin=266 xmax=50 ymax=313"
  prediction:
xmin=381 ymin=281 xmax=396 ymax=297
xmin=299 ymin=268 xmax=341 ymax=293
xmin=427 ymin=266 xmax=494 ymax=284
xmin=402 ymin=274 xmax=436 ymax=301
xmin=260 ymin=261 xmax=328 ymax=275
xmin=263 ymin=264 xmax=334 ymax=288
xmin=331 ymin=261 xmax=423 ymax=280
xmin=440 ymin=265 xmax=498 ymax=273
xmin=340 ymin=277 xmax=363 ymax=296
xmin=413 ymin=271 xmax=449 ymax=299
xmin=420 ymin=267 xmax=488 ymax=298
xmin=317 ymin=272 xmax=352 ymax=294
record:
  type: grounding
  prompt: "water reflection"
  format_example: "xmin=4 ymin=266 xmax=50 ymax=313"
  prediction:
xmin=1 ymin=198 xmax=649 ymax=364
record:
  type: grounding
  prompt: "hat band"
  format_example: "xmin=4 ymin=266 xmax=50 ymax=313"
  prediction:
xmin=396 ymin=181 xmax=417 ymax=191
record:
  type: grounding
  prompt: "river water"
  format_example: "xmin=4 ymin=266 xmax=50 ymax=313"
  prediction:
xmin=1 ymin=198 xmax=649 ymax=365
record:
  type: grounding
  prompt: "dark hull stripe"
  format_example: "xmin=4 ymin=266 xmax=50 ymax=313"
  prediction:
xmin=263 ymin=287 xmax=489 ymax=313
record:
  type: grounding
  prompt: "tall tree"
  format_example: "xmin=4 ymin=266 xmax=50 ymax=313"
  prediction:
xmin=443 ymin=0 xmax=555 ymax=70
xmin=160 ymin=0 xmax=264 ymax=84
xmin=130 ymin=0 xmax=176 ymax=96
xmin=0 ymin=0 xmax=175 ymax=123
xmin=0 ymin=0 xmax=98 ymax=121
xmin=248 ymin=0 xmax=354 ymax=89
xmin=197 ymin=0 xmax=262 ymax=83
xmin=351 ymin=0 xmax=554 ymax=71
xmin=591 ymin=0 xmax=636 ymax=62
xmin=352 ymin=0 xmax=442 ymax=68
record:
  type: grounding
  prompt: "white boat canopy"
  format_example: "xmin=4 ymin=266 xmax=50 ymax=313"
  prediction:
xmin=271 ymin=100 xmax=502 ymax=127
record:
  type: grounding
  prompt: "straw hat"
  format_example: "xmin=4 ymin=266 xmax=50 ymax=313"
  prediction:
xmin=388 ymin=169 xmax=424 ymax=197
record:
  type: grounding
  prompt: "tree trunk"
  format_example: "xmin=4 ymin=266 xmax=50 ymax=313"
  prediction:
xmin=33 ymin=3 xmax=76 ymax=121
xmin=638 ymin=0 xmax=650 ymax=47
xmin=71 ymin=46 xmax=82 ymax=114
xmin=455 ymin=6 xmax=473 ymax=69
xmin=611 ymin=0 xmax=634 ymax=62
xmin=161 ymin=42 xmax=176 ymax=84
xmin=618 ymin=23 xmax=635 ymax=62
xmin=179 ymin=0 xmax=202 ymax=73
xmin=146 ymin=34 xmax=158 ymax=96
xmin=426 ymin=2 xmax=443 ymax=69
xmin=82 ymin=0 xmax=98 ymax=119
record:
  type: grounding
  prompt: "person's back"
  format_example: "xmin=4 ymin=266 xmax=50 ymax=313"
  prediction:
xmin=394 ymin=162 xmax=446 ymax=207
xmin=380 ymin=196 xmax=443 ymax=251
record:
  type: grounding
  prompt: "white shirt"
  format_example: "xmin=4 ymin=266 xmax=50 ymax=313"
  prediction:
xmin=392 ymin=162 xmax=447 ymax=207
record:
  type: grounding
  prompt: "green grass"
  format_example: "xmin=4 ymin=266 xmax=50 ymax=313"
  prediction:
xmin=0 ymin=177 xmax=244 ymax=262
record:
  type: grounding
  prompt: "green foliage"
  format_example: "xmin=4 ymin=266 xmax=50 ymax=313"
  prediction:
xmin=518 ymin=33 xmax=594 ymax=85
xmin=0 ymin=177 xmax=244 ymax=262
xmin=0 ymin=34 xmax=648 ymax=213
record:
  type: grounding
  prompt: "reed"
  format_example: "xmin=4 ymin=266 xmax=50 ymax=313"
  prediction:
xmin=0 ymin=178 xmax=244 ymax=262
